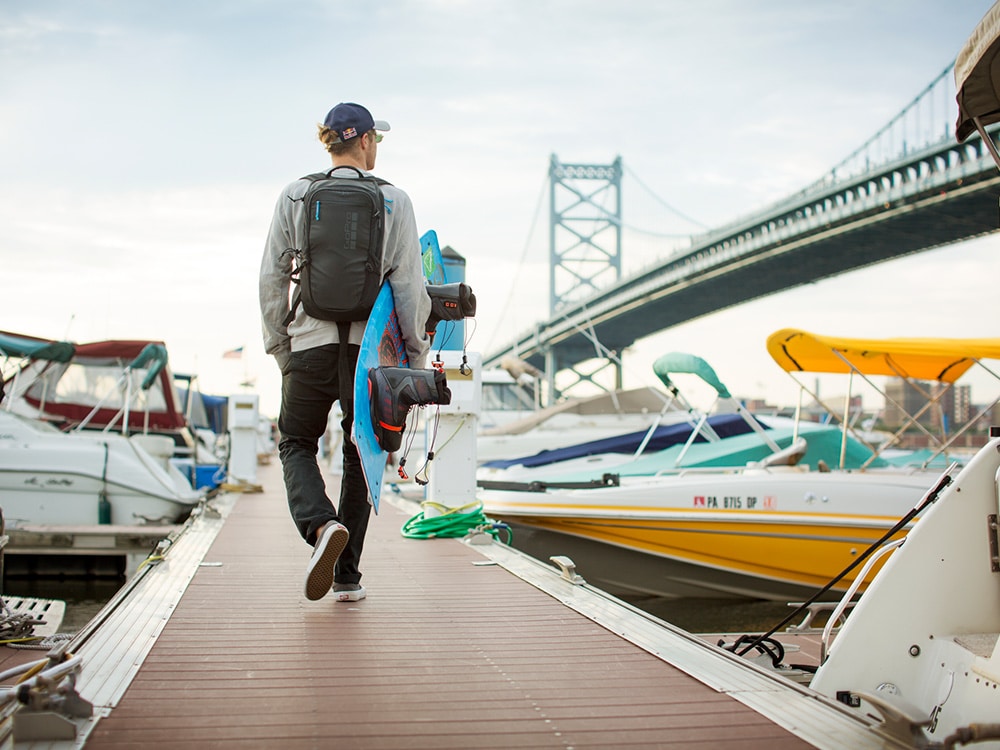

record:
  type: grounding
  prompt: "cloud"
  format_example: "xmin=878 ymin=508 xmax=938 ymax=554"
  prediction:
xmin=2 ymin=0 xmax=997 ymax=419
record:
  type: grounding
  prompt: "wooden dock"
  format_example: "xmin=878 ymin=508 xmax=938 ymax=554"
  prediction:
xmin=6 ymin=461 xmax=903 ymax=749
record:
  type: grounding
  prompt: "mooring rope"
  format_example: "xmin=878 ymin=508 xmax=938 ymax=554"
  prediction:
xmin=0 ymin=597 xmax=74 ymax=650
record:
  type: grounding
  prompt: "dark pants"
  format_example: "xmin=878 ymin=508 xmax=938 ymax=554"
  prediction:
xmin=278 ymin=342 xmax=370 ymax=585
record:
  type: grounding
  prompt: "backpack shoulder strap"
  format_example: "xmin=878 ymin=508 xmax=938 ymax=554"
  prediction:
xmin=336 ymin=321 xmax=354 ymax=406
xmin=300 ymin=171 xmax=329 ymax=183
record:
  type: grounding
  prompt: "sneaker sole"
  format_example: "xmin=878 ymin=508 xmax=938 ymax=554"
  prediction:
xmin=304 ymin=524 xmax=349 ymax=601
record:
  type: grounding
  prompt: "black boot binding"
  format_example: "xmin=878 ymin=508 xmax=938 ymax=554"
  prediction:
xmin=425 ymin=283 xmax=477 ymax=344
xmin=368 ymin=367 xmax=452 ymax=453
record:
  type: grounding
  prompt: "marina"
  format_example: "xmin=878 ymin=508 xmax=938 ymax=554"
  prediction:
xmin=5 ymin=327 xmax=1000 ymax=748
xmin=4 ymin=2 xmax=1000 ymax=748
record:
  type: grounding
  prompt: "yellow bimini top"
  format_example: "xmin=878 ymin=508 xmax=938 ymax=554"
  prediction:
xmin=765 ymin=329 xmax=1000 ymax=383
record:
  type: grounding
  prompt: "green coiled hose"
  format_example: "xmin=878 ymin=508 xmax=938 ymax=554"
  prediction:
xmin=401 ymin=501 xmax=511 ymax=544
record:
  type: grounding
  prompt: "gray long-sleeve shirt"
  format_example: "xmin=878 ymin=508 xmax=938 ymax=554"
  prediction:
xmin=259 ymin=168 xmax=431 ymax=372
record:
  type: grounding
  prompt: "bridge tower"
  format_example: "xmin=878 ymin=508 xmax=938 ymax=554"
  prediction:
xmin=547 ymin=154 xmax=623 ymax=399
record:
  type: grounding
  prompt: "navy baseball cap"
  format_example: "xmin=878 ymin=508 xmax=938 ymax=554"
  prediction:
xmin=322 ymin=102 xmax=390 ymax=143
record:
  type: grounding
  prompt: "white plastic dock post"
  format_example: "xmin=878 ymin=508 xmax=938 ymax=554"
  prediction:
xmin=227 ymin=393 xmax=260 ymax=484
xmin=424 ymin=350 xmax=481 ymax=515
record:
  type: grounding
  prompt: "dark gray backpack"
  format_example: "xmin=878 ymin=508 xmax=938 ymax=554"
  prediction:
xmin=283 ymin=166 xmax=390 ymax=326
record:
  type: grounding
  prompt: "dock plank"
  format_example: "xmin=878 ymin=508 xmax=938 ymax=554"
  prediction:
xmin=75 ymin=464 xmax=832 ymax=748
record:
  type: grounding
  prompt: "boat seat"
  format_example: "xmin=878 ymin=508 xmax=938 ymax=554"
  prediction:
xmin=130 ymin=434 xmax=176 ymax=470
xmin=953 ymin=632 xmax=999 ymax=658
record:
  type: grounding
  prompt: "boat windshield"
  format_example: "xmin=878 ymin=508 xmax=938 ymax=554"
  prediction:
xmin=482 ymin=379 xmax=536 ymax=413
xmin=31 ymin=362 xmax=168 ymax=412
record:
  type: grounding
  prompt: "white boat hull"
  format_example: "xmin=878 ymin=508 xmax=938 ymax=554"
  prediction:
xmin=809 ymin=434 xmax=1000 ymax=746
xmin=0 ymin=412 xmax=201 ymax=526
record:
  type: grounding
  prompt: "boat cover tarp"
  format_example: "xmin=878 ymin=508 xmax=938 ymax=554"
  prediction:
xmin=9 ymin=336 xmax=188 ymax=432
xmin=511 ymin=420 xmax=886 ymax=484
xmin=201 ymin=393 xmax=229 ymax=434
xmin=766 ymin=329 xmax=1000 ymax=382
xmin=610 ymin=420 xmax=884 ymax=476
xmin=0 ymin=330 xmax=75 ymax=363
xmin=176 ymin=385 xmax=229 ymax=434
xmin=956 ymin=1 xmax=1000 ymax=141
xmin=653 ymin=352 xmax=731 ymax=398
xmin=481 ymin=412 xmax=760 ymax=469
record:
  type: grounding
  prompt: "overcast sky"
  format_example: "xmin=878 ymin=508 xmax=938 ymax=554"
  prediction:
xmin=2 ymin=0 xmax=997 ymax=417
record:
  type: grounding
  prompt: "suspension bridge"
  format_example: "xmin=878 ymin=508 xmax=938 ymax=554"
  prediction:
xmin=482 ymin=62 xmax=1000 ymax=399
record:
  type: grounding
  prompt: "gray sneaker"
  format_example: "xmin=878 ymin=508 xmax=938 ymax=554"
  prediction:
xmin=304 ymin=522 xmax=349 ymax=601
xmin=333 ymin=583 xmax=366 ymax=602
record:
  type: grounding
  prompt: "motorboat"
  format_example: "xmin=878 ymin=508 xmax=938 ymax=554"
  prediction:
xmin=1 ymin=331 xmax=204 ymax=526
xmin=477 ymin=351 xmax=890 ymax=487
xmin=2 ymin=329 xmax=236 ymax=487
xmin=396 ymin=358 xmax=679 ymax=476
xmin=173 ymin=371 xmax=230 ymax=462
xmin=477 ymin=360 xmax=540 ymax=431
xmin=476 ymin=336 xmax=1000 ymax=601
xmin=721 ymin=437 xmax=999 ymax=747
xmin=477 ymin=460 xmax=935 ymax=601
xmin=172 ymin=372 xmax=231 ymax=489
xmin=478 ymin=383 xmax=686 ymax=465
xmin=475 ymin=356 xmax=682 ymax=463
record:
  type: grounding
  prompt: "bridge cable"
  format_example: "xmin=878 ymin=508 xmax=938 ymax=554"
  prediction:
xmin=486 ymin=171 xmax=550 ymax=354
xmin=555 ymin=304 xmax=673 ymax=410
xmin=623 ymin=165 xmax=709 ymax=231
xmin=816 ymin=60 xmax=957 ymax=186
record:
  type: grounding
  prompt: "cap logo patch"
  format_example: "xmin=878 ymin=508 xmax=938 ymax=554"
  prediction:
xmin=341 ymin=127 xmax=358 ymax=140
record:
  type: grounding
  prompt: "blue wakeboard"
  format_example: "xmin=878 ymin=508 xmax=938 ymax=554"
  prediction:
xmin=353 ymin=283 xmax=409 ymax=512
xmin=421 ymin=230 xmax=447 ymax=284
xmin=354 ymin=229 xmax=442 ymax=512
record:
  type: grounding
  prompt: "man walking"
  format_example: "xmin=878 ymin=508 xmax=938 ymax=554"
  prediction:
xmin=259 ymin=102 xmax=431 ymax=602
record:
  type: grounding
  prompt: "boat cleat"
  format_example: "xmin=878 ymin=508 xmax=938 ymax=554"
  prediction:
xmin=549 ymin=555 xmax=585 ymax=584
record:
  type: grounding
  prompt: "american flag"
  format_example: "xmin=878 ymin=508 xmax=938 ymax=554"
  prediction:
xmin=222 ymin=346 xmax=243 ymax=360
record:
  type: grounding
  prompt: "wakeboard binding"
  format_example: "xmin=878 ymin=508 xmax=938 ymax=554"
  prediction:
xmin=368 ymin=367 xmax=452 ymax=452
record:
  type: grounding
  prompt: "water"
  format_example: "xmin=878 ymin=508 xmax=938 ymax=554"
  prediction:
xmin=3 ymin=577 xmax=124 ymax=633
xmin=620 ymin=595 xmax=810 ymax=635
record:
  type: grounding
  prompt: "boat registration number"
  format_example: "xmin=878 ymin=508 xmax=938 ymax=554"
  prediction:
xmin=693 ymin=495 xmax=777 ymax=509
